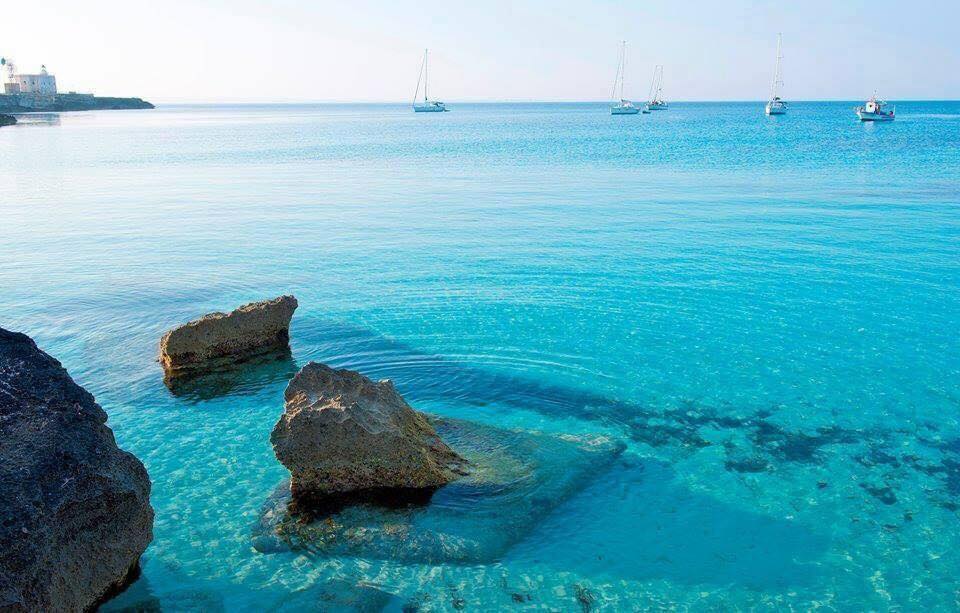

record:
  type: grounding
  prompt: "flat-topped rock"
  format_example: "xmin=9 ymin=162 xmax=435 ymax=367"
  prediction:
xmin=159 ymin=295 xmax=298 ymax=377
xmin=0 ymin=329 xmax=153 ymax=612
xmin=255 ymin=417 xmax=625 ymax=564
xmin=271 ymin=363 xmax=468 ymax=502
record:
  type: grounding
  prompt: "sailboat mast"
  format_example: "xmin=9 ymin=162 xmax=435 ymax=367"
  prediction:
xmin=620 ymin=41 xmax=627 ymax=101
xmin=611 ymin=42 xmax=623 ymax=102
xmin=413 ymin=51 xmax=426 ymax=106
xmin=771 ymin=34 xmax=783 ymax=99
xmin=424 ymin=49 xmax=429 ymax=101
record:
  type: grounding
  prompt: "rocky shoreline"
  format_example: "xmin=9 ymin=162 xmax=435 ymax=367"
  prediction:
xmin=0 ymin=114 xmax=15 ymax=127
xmin=0 ymin=94 xmax=154 ymax=113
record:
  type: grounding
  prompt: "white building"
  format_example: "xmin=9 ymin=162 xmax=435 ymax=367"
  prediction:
xmin=16 ymin=67 xmax=57 ymax=95
xmin=2 ymin=60 xmax=57 ymax=96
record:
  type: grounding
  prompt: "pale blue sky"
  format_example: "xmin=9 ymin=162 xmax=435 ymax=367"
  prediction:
xmin=4 ymin=1 xmax=958 ymax=102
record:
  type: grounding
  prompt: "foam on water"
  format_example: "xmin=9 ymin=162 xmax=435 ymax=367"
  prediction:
xmin=2 ymin=101 xmax=959 ymax=610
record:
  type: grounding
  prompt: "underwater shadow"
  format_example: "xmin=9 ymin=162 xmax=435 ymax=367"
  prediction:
xmin=513 ymin=457 xmax=829 ymax=590
xmin=293 ymin=317 xmax=872 ymax=471
xmin=163 ymin=348 xmax=299 ymax=403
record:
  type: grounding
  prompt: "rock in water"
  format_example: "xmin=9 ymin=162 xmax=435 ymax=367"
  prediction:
xmin=254 ymin=418 xmax=625 ymax=564
xmin=159 ymin=295 xmax=298 ymax=377
xmin=0 ymin=329 xmax=153 ymax=612
xmin=271 ymin=362 xmax=468 ymax=501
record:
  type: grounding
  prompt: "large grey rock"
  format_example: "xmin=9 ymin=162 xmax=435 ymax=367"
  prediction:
xmin=159 ymin=295 xmax=298 ymax=377
xmin=255 ymin=417 xmax=624 ymax=564
xmin=271 ymin=363 xmax=468 ymax=501
xmin=0 ymin=329 xmax=153 ymax=612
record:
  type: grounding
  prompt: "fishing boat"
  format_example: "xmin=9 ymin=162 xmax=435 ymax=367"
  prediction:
xmin=412 ymin=49 xmax=447 ymax=113
xmin=646 ymin=65 xmax=668 ymax=111
xmin=610 ymin=41 xmax=640 ymax=115
xmin=765 ymin=33 xmax=788 ymax=115
xmin=855 ymin=94 xmax=895 ymax=121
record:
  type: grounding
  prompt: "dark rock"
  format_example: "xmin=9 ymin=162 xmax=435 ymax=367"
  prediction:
xmin=724 ymin=455 xmax=769 ymax=473
xmin=574 ymin=584 xmax=596 ymax=612
xmin=0 ymin=114 xmax=15 ymax=127
xmin=159 ymin=295 xmax=297 ymax=377
xmin=860 ymin=482 xmax=898 ymax=505
xmin=0 ymin=329 xmax=153 ymax=612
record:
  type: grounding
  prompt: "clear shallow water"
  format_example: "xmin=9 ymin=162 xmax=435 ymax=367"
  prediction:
xmin=2 ymin=101 xmax=959 ymax=610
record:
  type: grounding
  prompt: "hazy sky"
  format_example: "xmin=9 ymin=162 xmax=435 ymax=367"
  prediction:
xmin=4 ymin=1 xmax=959 ymax=102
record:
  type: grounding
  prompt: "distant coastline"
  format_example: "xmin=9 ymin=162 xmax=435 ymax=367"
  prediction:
xmin=0 ymin=93 xmax=153 ymax=113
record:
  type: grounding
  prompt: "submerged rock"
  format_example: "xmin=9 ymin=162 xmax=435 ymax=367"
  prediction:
xmin=271 ymin=362 xmax=468 ymax=501
xmin=159 ymin=295 xmax=298 ymax=377
xmin=255 ymin=417 xmax=624 ymax=564
xmin=0 ymin=329 xmax=153 ymax=612
xmin=268 ymin=579 xmax=397 ymax=613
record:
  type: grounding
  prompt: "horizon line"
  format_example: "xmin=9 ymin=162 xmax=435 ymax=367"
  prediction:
xmin=145 ymin=98 xmax=960 ymax=105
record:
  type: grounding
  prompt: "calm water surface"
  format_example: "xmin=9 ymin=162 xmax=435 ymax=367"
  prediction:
xmin=2 ymin=102 xmax=960 ymax=610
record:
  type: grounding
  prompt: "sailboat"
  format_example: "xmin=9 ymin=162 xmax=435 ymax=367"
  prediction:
xmin=610 ymin=41 xmax=640 ymax=115
xmin=765 ymin=33 xmax=788 ymax=115
xmin=646 ymin=65 xmax=668 ymax=111
xmin=412 ymin=49 xmax=447 ymax=113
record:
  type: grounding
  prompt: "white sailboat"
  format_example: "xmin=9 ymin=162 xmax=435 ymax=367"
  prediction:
xmin=610 ymin=41 xmax=640 ymax=115
xmin=412 ymin=49 xmax=447 ymax=113
xmin=765 ymin=33 xmax=788 ymax=115
xmin=646 ymin=65 xmax=668 ymax=111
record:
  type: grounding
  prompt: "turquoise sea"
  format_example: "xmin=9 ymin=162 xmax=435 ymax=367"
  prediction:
xmin=2 ymin=101 xmax=959 ymax=610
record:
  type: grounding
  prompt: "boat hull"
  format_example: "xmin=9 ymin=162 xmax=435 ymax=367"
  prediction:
xmin=611 ymin=106 xmax=640 ymax=115
xmin=765 ymin=101 xmax=787 ymax=115
xmin=647 ymin=103 xmax=668 ymax=111
xmin=413 ymin=102 xmax=447 ymax=113
xmin=856 ymin=110 xmax=893 ymax=122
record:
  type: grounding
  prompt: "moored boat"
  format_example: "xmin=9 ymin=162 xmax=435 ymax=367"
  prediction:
xmin=646 ymin=65 xmax=668 ymax=110
xmin=855 ymin=94 xmax=894 ymax=121
xmin=412 ymin=49 xmax=448 ymax=113
xmin=765 ymin=34 xmax=788 ymax=115
xmin=610 ymin=41 xmax=640 ymax=115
